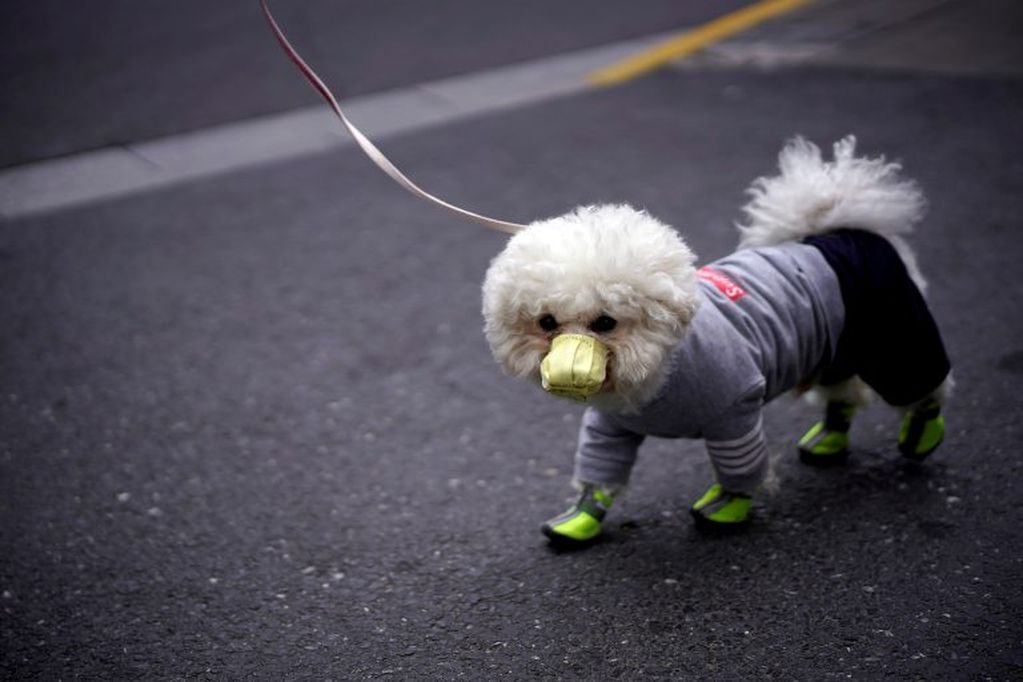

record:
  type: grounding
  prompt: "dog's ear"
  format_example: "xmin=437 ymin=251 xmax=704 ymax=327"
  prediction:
xmin=626 ymin=240 xmax=700 ymax=334
xmin=645 ymin=280 xmax=699 ymax=336
xmin=673 ymin=290 xmax=700 ymax=327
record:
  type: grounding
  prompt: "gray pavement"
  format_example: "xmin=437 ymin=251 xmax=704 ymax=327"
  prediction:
xmin=0 ymin=0 xmax=748 ymax=168
xmin=2 ymin=1 xmax=1023 ymax=679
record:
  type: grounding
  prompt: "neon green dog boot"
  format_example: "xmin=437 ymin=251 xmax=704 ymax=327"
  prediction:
xmin=690 ymin=483 xmax=752 ymax=529
xmin=541 ymin=485 xmax=614 ymax=544
xmin=798 ymin=401 xmax=855 ymax=466
xmin=898 ymin=399 xmax=945 ymax=461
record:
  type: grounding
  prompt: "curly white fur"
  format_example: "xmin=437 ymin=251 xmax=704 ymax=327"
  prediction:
xmin=483 ymin=137 xmax=934 ymax=416
xmin=738 ymin=135 xmax=928 ymax=291
xmin=482 ymin=205 xmax=699 ymax=413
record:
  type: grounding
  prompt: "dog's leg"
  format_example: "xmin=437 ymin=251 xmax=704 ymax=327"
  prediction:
xmin=897 ymin=374 xmax=953 ymax=460
xmin=541 ymin=481 xmax=622 ymax=545
xmin=690 ymin=420 xmax=770 ymax=529
xmin=798 ymin=377 xmax=872 ymax=466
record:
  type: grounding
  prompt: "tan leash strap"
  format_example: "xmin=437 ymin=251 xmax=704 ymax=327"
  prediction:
xmin=260 ymin=0 xmax=525 ymax=235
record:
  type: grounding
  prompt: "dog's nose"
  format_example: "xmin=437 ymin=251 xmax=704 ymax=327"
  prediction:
xmin=540 ymin=334 xmax=608 ymax=401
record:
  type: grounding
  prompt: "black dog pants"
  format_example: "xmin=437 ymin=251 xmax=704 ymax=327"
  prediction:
xmin=805 ymin=229 xmax=951 ymax=406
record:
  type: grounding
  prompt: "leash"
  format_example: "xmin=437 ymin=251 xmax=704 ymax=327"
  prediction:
xmin=260 ymin=0 xmax=526 ymax=235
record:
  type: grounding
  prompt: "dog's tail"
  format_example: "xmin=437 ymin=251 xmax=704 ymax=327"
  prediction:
xmin=737 ymin=135 xmax=928 ymax=291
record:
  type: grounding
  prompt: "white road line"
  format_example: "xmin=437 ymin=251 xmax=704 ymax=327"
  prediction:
xmin=0 ymin=31 xmax=677 ymax=219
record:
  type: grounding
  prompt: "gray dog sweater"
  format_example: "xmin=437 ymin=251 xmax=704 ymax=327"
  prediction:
xmin=574 ymin=242 xmax=844 ymax=493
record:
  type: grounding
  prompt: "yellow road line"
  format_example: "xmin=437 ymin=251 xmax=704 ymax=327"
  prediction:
xmin=588 ymin=0 xmax=813 ymax=86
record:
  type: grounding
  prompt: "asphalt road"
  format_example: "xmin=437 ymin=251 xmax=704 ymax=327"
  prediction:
xmin=0 ymin=0 xmax=748 ymax=168
xmin=2 ymin=1 xmax=1023 ymax=679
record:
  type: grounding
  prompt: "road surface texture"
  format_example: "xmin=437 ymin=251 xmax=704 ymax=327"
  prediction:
xmin=2 ymin=0 xmax=1022 ymax=678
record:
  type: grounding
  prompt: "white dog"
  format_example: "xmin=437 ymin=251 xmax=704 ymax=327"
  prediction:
xmin=260 ymin=4 xmax=953 ymax=545
xmin=482 ymin=136 xmax=952 ymax=544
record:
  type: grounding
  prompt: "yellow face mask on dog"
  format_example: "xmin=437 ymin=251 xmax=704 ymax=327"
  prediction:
xmin=540 ymin=334 xmax=609 ymax=401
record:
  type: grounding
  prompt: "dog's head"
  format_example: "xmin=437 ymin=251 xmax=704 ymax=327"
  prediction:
xmin=482 ymin=204 xmax=699 ymax=413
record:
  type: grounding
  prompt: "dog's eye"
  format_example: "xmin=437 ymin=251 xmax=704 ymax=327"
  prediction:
xmin=589 ymin=315 xmax=618 ymax=333
xmin=538 ymin=314 xmax=559 ymax=332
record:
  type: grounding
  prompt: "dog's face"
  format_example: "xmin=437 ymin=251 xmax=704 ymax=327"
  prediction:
xmin=482 ymin=205 xmax=699 ymax=413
